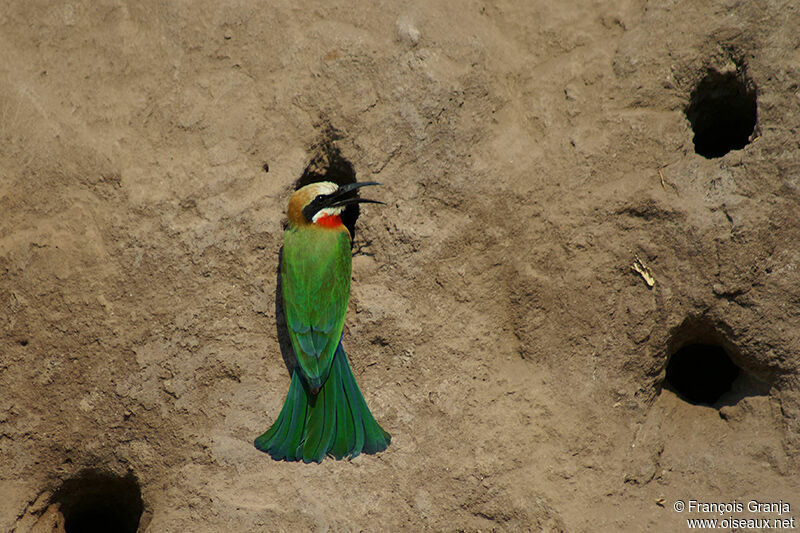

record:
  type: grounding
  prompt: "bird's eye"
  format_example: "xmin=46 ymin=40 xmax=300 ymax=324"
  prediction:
xmin=315 ymin=194 xmax=325 ymax=202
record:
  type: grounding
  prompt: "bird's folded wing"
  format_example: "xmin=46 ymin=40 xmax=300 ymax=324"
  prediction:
xmin=281 ymin=227 xmax=351 ymax=384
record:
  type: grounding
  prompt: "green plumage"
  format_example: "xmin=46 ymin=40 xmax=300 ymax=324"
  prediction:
xmin=255 ymin=224 xmax=390 ymax=462
xmin=280 ymin=226 xmax=351 ymax=390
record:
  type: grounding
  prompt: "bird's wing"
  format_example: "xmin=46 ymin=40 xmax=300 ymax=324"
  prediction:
xmin=280 ymin=226 xmax=351 ymax=387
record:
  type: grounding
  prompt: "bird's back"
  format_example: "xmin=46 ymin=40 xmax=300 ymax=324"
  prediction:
xmin=281 ymin=225 xmax=352 ymax=389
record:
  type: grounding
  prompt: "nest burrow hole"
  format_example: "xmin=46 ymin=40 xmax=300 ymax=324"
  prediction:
xmin=684 ymin=68 xmax=757 ymax=159
xmin=52 ymin=470 xmax=144 ymax=533
xmin=665 ymin=342 xmax=740 ymax=406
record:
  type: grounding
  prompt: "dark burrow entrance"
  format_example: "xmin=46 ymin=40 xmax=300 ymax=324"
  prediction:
xmin=684 ymin=68 xmax=757 ymax=159
xmin=664 ymin=343 xmax=740 ymax=406
xmin=52 ymin=470 xmax=144 ymax=533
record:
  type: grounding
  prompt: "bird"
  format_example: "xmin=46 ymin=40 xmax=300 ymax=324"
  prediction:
xmin=254 ymin=180 xmax=391 ymax=463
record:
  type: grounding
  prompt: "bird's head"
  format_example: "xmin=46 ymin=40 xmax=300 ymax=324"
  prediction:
xmin=287 ymin=181 xmax=383 ymax=230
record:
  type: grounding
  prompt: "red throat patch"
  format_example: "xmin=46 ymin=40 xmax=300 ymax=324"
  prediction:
xmin=314 ymin=213 xmax=343 ymax=228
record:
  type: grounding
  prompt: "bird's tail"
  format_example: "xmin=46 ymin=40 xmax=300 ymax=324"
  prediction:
xmin=254 ymin=343 xmax=390 ymax=463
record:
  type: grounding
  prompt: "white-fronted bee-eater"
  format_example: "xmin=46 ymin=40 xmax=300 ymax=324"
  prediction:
xmin=255 ymin=181 xmax=391 ymax=462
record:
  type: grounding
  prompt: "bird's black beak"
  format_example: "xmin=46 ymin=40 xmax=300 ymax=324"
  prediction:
xmin=303 ymin=181 xmax=384 ymax=224
xmin=325 ymin=181 xmax=384 ymax=209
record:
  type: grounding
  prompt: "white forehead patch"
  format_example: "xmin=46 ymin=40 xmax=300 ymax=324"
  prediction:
xmin=303 ymin=181 xmax=338 ymax=196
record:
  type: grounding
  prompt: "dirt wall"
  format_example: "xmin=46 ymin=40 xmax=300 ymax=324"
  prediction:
xmin=2 ymin=1 xmax=799 ymax=531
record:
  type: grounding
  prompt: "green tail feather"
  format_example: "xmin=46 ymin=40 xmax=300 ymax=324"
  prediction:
xmin=255 ymin=343 xmax=390 ymax=463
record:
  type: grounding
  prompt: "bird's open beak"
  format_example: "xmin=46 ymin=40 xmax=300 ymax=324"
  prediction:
xmin=326 ymin=181 xmax=384 ymax=209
